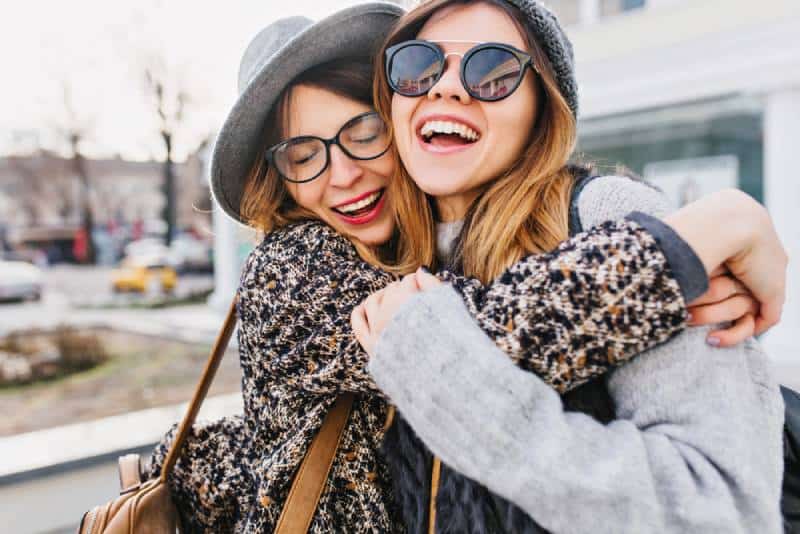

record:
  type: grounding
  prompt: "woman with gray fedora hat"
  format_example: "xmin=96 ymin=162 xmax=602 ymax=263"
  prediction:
xmin=146 ymin=1 xmax=785 ymax=533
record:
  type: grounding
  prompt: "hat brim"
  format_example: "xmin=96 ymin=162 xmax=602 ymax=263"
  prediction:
xmin=210 ymin=2 xmax=403 ymax=225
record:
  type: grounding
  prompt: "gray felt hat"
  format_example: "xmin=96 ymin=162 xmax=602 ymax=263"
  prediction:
xmin=210 ymin=2 xmax=404 ymax=224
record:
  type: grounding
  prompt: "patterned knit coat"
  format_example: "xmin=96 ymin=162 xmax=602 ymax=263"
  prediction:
xmin=148 ymin=216 xmax=687 ymax=532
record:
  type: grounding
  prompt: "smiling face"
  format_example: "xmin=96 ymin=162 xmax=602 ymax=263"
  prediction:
xmin=390 ymin=2 xmax=540 ymax=222
xmin=282 ymin=84 xmax=395 ymax=245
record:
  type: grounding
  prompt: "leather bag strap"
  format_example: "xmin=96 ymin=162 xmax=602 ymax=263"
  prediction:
xmin=157 ymin=295 xmax=356 ymax=531
xmin=275 ymin=393 xmax=355 ymax=534
xmin=160 ymin=297 xmax=239 ymax=481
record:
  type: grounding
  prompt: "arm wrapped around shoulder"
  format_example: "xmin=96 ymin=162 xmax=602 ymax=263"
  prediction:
xmin=440 ymin=216 xmax=691 ymax=393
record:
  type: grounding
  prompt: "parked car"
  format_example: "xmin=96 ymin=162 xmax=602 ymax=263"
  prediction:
xmin=111 ymin=259 xmax=177 ymax=294
xmin=0 ymin=260 xmax=43 ymax=302
xmin=121 ymin=235 xmax=212 ymax=274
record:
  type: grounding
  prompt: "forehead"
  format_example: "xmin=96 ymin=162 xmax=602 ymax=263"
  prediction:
xmin=417 ymin=2 xmax=527 ymax=49
xmin=284 ymin=84 xmax=371 ymax=139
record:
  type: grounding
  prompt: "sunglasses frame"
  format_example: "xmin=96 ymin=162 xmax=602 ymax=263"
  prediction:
xmin=385 ymin=40 xmax=536 ymax=102
xmin=265 ymin=111 xmax=391 ymax=184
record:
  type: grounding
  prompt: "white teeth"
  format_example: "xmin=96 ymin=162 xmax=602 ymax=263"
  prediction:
xmin=336 ymin=191 xmax=382 ymax=214
xmin=420 ymin=120 xmax=479 ymax=141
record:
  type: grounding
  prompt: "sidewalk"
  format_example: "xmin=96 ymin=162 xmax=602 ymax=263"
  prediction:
xmin=0 ymin=295 xmax=231 ymax=345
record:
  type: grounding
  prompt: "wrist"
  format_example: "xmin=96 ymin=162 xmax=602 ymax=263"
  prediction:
xmin=663 ymin=189 xmax=756 ymax=276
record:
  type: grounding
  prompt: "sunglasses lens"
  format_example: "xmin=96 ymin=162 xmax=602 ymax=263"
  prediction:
xmin=464 ymin=47 xmax=523 ymax=100
xmin=340 ymin=113 xmax=391 ymax=159
xmin=389 ymin=44 xmax=442 ymax=96
xmin=273 ymin=138 xmax=326 ymax=182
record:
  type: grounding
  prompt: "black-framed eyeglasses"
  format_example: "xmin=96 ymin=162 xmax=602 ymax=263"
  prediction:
xmin=265 ymin=111 xmax=391 ymax=184
xmin=385 ymin=40 xmax=537 ymax=102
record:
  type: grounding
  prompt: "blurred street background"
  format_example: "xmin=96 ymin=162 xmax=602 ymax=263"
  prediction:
xmin=1 ymin=0 xmax=799 ymax=532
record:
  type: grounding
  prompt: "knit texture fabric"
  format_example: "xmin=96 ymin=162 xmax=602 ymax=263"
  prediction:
xmin=506 ymin=0 xmax=579 ymax=116
xmin=370 ymin=175 xmax=784 ymax=533
xmin=149 ymin=195 xmax=692 ymax=531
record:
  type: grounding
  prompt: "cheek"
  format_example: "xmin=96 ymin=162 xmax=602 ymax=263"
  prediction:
xmin=288 ymin=181 xmax=327 ymax=215
xmin=368 ymin=153 xmax=395 ymax=185
xmin=493 ymin=91 xmax=538 ymax=163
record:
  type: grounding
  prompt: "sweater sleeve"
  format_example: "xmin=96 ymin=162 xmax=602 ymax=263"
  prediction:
xmin=236 ymin=221 xmax=394 ymax=397
xmin=369 ymin=175 xmax=784 ymax=532
xmin=369 ymin=288 xmax=784 ymax=533
xmin=440 ymin=215 xmax=699 ymax=393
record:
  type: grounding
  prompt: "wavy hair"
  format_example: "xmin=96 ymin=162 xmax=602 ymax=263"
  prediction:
xmin=373 ymin=0 xmax=581 ymax=282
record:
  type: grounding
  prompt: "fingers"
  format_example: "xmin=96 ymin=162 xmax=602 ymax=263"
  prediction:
xmin=688 ymin=294 xmax=759 ymax=326
xmin=754 ymin=295 xmax=784 ymax=336
xmin=400 ymin=272 xmax=420 ymax=292
xmin=689 ymin=275 xmax=749 ymax=307
xmin=351 ymin=303 xmax=369 ymax=341
xmin=709 ymin=265 xmax=728 ymax=278
xmin=363 ymin=288 xmax=385 ymax=326
xmin=707 ymin=313 xmax=755 ymax=347
xmin=415 ymin=268 xmax=442 ymax=291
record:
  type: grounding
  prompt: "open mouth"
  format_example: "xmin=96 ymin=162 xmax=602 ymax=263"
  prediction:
xmin=419 ymin=119 xmax=481 ymax=149
xmin=332 ymin=189 xmax=385 ymax=219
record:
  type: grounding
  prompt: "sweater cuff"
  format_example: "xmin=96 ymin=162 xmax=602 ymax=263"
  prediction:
xmin=626 ymin=211 xmax=709 ymax=302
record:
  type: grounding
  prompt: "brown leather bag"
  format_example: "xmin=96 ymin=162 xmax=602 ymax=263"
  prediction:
xmin=78 ymin=298 xmax=355 ymax=533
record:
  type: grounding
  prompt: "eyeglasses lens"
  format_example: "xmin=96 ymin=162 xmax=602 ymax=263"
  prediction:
xmin=464 ymin=47 xmax=522 ymax=100
xmin=390 ymin=44 xmax=443 ymax=96
xmin=340 ymin=113 xmax=391 ymax=159
xmin=273 ymin=138 xmax=326 ymax=183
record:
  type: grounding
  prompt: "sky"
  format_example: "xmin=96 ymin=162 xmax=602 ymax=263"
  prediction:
xmin=0 ymin=0 xmax=391 ymax=161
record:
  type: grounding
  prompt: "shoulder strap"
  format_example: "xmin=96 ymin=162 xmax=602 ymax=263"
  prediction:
xmin=568 ymin=174 xmax=601 ymax=237
xmin=275 ymin=393 xmax=355 ymax=533
xmin=159 ymin=297 xmax=240 ymax=481
xmin=158 ymin=295 xmax=355 ymax=531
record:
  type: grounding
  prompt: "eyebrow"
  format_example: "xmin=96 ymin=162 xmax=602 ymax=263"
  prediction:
xmin=426 ymin=39 xmax=484 ymax=44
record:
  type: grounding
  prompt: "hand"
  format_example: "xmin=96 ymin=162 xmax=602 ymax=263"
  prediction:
xmin=351 ymin=269 xmax=442 ymax=356
xmin=688 ymin=269 xmax=759 ymax=347
xmin=664 ymin=189 xmax=787 ymax=336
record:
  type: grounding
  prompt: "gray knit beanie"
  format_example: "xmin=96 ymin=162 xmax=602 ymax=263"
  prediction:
xmin=504 ymin=0 xmax=579 ymax=116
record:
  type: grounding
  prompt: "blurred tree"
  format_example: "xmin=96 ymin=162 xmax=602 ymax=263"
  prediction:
xmin=58 ymin=83 xmax=97 ymax=264
xmin=144 ymin=61 xmax=187 ymax=247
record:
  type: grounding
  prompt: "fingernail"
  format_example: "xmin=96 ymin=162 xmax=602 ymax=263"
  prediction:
xmin=686 ymin=312 xmax=693 ymax=323
xmin=707 ymin=337 xmax=721 ymax=347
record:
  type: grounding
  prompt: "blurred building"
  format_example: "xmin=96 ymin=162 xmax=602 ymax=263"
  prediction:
xmin=550 ymin=0 xmax=800 ymax=361
xmin=212 ymin=0 xmax=800 ymax=361
xmin=0 ymin=151 xmax=210 ymax=240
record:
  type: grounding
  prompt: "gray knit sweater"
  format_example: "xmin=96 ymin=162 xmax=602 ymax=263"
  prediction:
xmin=369 ymin=176 xmax=785 ymax=533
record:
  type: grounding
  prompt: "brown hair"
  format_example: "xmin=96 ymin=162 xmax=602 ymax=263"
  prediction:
xmin=373 ymin=0 xmax=580 ymax=282
xmin=240 ymin=57 xmax=401 ymax=270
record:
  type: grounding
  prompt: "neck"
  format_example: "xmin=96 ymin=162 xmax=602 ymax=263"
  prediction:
xmin=434 ymin=190 xmax=480 ymax=222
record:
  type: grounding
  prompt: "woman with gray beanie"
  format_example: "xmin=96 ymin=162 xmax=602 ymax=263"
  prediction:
xmin=352 ymin=0 xmax=785 ymax=532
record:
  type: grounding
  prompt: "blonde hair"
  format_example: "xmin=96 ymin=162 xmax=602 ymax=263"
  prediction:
xmin=240 ymin=58 xmax=404 ymax=272
xmin=374 ymin=0 xmax=580 ymax=282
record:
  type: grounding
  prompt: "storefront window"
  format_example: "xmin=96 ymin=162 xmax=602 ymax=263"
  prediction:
xmin=577 ymin=96 xmax=764 ymax=206
xmin=601 ymin=0 xmax=646 ymax=16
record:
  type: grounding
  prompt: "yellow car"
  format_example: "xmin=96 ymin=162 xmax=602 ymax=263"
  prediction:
xmin=111 ymin=263 xmax=177 ymax=294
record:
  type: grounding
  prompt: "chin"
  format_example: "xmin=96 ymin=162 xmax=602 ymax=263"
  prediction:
xmin=412 ymin=171 xmax=473 ymax=198
xmin=352 ymin=226 xmax=393 ymax=247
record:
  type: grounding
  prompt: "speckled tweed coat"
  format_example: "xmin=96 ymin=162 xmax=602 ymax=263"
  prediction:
xmin=148 ymin=217 xmax=687 ymax=533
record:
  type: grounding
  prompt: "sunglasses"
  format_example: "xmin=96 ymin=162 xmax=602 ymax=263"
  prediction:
xmin=385 ymin=40 xmax=537 ymax=102
xmin=265 ymin=111 xmax=391 ymax=184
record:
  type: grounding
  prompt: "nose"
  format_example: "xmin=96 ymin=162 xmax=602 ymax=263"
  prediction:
xmin=428 ymin=53 xmax=472 ymax=104
xmin=327 ymin=144 xmax=364 ymax=189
